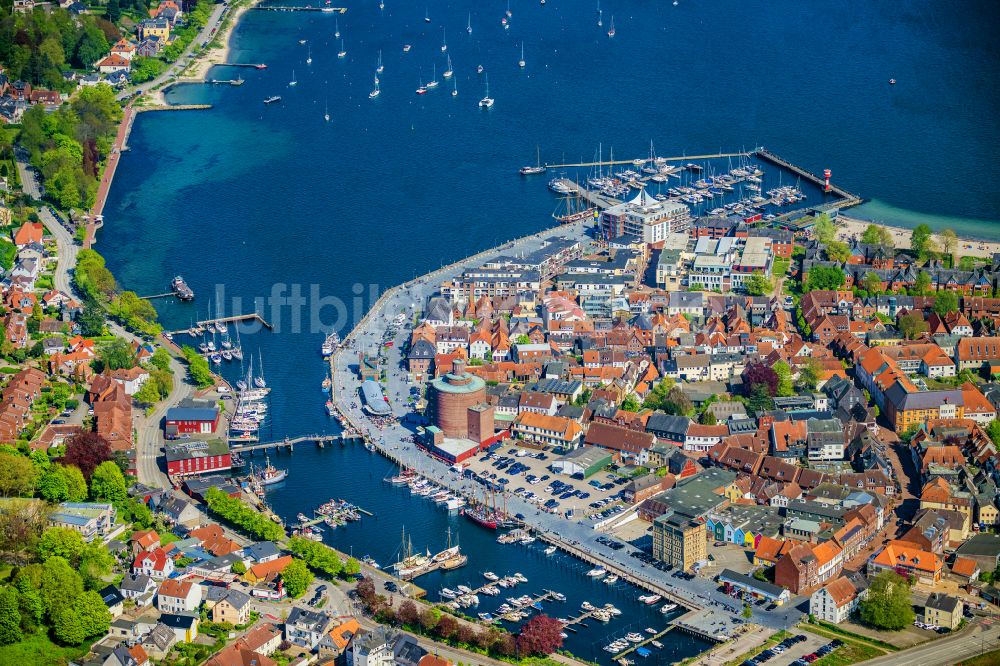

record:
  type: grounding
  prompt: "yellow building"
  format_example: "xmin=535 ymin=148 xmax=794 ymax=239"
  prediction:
xmin=211 ymin=590 xmax=252 ymax=626
xmin=138 ymin=17 xmax=171 ymax=42
xmin=923 ymin=593 xmax=962 ymax=630
xmin=652 ymin=512 xmax=706 ymax=571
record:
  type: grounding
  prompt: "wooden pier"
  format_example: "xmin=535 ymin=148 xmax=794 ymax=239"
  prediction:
xmin=753 ymin=147 xmax=863 ymax=206
xmin=550 ymin=178 xmax=622 ymax=210
xmin=612 ymin=626 xmax=676 ymax=660
xmin=252 ymin=5 xmax=347 ymax=12
xmin=135 ymin=104 xmax=213 ymax=113
xmin=230 ymin=433 xmax=361 ymax=453
xmin=165 ymin=313 xmax=273 ymax=336
xmin=543 ymin=151 xmax=751 ymax=169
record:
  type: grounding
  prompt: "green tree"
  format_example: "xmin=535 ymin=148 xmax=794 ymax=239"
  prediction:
xmin=98 ymin=338 xmax=134 ymax=372
xmin=744 ymin=271 xmax=771 ymax=296
xmin=129 ymin=56 xmax=166 ymax=84
xmin=861 ymin=272 xmax=883 ymax=295
xmin=621 ymin=395 xmax=640 ymax=412
xmin=89 ymin=460 xmax=127 ymax=503
xmin=939 ymin=228 xmax=957 ymax=263
xmin=910 ymin=223 xmax=934 ymax=261
xmin=0 ymin=587 xmax=22 ymax=645
xmin=281 ymin=559 xmax=313 ymax=598
xmin=75 ymin=590 xmax=111 ymax=638
xmin=0 ymin=452 xmax=38 ymax=497
xmin=52 ymin=605 xmax=85 ymax=645
xmin=700 ymin=410 xmax=718 ymax=425
xmin=181 ymin=346 xmax=215 ymax=388
xmin=514 ymin=334 xmax=531 ymax=345
xmin=106 ymin=0 xmax=121 ymax=23
xmin=806 ymin=265 xmax=846 ymax=291
xmin=772 ymin=361 xmax=794 ymax=397
xmin=79 ymin=301 xmax=106 ymax=337
xmin=741 ymin=603 xmax=752 ymax=620
xmin=37 ymin=527 xmax=85 ymax=564
xmin=343 ymin=557 xmax=361 ymax=577
xmin=14 ymin=578 xmax=43 ymax=634
xmin=79 ymin=542 xmax=114 ymax=589
xmin=231 ymin=560 xmax=246 ymax=575
xmin=797 ymin=358 xmax=822 ymax=392
xmin=747 ymin=383 xmax=774 ymax=416
xmin=813 ymin=214 xmax=835 ymax=244
xmin=898 ymin=311 xmax=929 ymax=340
xmin=825 ymin=241 xmax=851 ymax=263
xmin=39 ymin=557 xmax=83 ymax=617
xmin=36 ymin=466 xmax=69 ymax=502
xmin=912 ymin=271 xmax=932 ymax=296
xmin=858 ymin=571 xmax=914 ymax=630
xmin=933 ymin=291 xmax=959 ymax=315
xmin=133 ymin=379 xmax=161 ymax=406
xmin=150 ymin=347 xmax=172 ymax=372
xmin=642 ymin=378 xmax=676 ymax=410
xmin=986 ymin=419 xmax=1000 ymax=448
xmin=662 ymin=386 xmax=694 ymax=417
xmin=862 ymin=224 xmax=894 ymax=251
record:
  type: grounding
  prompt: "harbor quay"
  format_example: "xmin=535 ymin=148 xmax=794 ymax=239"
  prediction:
xmin=327 ymin=217 xmax=804 ymax=639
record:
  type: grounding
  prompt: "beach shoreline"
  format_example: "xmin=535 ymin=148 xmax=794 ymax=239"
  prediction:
xmin=836 ymin=215 xmax=1000 ymax=259
xmin=184 ymin=0 xmax=259 ymax=81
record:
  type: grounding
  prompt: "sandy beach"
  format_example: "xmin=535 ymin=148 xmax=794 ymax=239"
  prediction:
xmin=183 ymin=0 xmax=259 ymax=81
xmin=836 ymin=215 xmax=1000 ymax=259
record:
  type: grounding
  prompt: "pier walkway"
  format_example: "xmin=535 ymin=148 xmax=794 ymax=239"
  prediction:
xmin=544 ymin=151 xmax=750 ymax=169
xmin=230 ymin=433 xmax=361 ymax=453
xmin=252 ymin=5 xmax=347 ymax=11
xmin=165 ymin=312 xmax=273 ymax=335
xmin=550 ymin=178 xmax=622 ymax=210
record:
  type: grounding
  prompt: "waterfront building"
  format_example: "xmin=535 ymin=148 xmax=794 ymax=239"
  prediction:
xmin=600 ymin=191 xmax=691 ymax=243
xmin=718 ymin=569 xmax=791 ymax=606
xmin=429 ymin=359 xmax=487 ymax=439
xmin=652 ymin=510 xmax=706 ymax=571
xmin=164 ymin=439 xmax=231 ymax=477
xmin=165 ymin=402 xmax=221 ymax=436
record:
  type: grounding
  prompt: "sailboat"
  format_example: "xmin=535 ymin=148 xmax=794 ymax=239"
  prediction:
xmin=369 ymin=74 xmax=380 ymax=99
xmin=415 ymin=70 xmax=427 ymax=94
xmin=518 ymin=42 xmax=525 ymax=68
xmin=598 ymin=8 xmax=603 ymax=26
xmin=254 ymin=351 xmax=267 ymax=388
xmin=379 ymin=0 xmax=384 ymax=8
xmin=479 ymin=73 xmax=494 ymax=108
xmin=306 ymin=46 xmax=312 ymax=64
xmin=467 ymin=12 xmax=472 ymax=34
xmin=337 ymin=39 xmax=346 ymax=58
xmin=376 ymin=49 xmax=384 ymax=73
xmin=443 ymin=55 xmax=453 ymax=79
xmin=520 ymin=145 xmax=545 ymax=175
xmin=440 ymin=27 xmax=447 ymax=52
xmin=608 ymin=15 xmax=615 ymax=37
xmin=426 ymin=63 xmax=439 ymax=89
xmin=324 ymin=98 xmax=330 ymax=122
xmin=506 ymin=0 xmax=512 ymax=18
xmin=334 ymin=18 xmax=340 ymax=39
xmin=424 ymin=7 xmax=430 ymax=22
xmin=289 ymin=69 xmax=297 ymax=86
xmin=452 ymin=76 xmax=458 ymax=96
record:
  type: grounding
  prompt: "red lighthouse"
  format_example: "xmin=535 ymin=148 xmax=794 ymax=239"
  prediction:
xmin=823 ymin=169 xmax=832 ymax=192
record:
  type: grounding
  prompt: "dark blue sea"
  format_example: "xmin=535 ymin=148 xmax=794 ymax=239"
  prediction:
xmin=99 ymin=0 xmax=1000 ymax=661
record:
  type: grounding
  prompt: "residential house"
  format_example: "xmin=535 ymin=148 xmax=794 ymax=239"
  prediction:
xmin=156 ymin=579 xmax=202 ymax=613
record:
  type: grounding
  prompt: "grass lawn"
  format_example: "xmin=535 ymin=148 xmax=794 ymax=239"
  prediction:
xmin=958 ymin=647 xmax=1000 ymax=666
xmin=811 ymin=642 xmax=885 ymax=666
xmin=159 ymin=531 xmax=182 ymax=546
xmin=0 ymin=632 xmax=89 ymax=666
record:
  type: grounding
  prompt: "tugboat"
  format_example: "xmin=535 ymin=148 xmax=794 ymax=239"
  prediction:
xmin=258 ymin=455 xmax=288 ymax=485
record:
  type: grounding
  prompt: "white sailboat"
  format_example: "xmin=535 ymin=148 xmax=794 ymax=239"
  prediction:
xmin=338 ymin=39 xmax=346 ymax=58
xmin=479 ymin=73 xmax=494 ymax=108
xmin=369 ymin=74 xmax=380 ymax=99
xmin=424 ymin=7 xmax=430 ymax=22
xmin=376 ymin=49 xmax=384 ymax=74
xmin=443 ymin=55 xmax=453 ymax=79
xmin=324 ymin=98 xmax=330 ymax=122
xmin=379 ymin=0 xmax=384 ymax=8
xmin=289 ymin=69 xmax=297 ymax=86
xmin=608 ymin=15 xmax=615 ymax=37
xmin=334 ymin=18 xmax=340 ymax=39
xmin=519 ymin=42 xmax=525 ymax=68
xmin=426 ymin=63 xmax=439 ymax=89
xmin=598 ymin=8 xmax=603 ymax=27
xmin=452 ymin=76 xmax=458 ymax=96
xmin=440 ymin=27 xmax=447 ymax=52
xmin=467 ymin=12 xmax=472 ymax=34
xmin=254 ymin=351 xmax=267 ymax=389
xmin=306 ymin=45 xmax=312 ymax=64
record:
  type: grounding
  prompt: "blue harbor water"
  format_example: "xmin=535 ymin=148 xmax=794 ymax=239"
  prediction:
xmin=98 ymin=0 xmax=1000 ymax=662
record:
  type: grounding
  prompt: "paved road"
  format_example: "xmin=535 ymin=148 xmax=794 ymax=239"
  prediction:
xmin=117 ymin=2 xmax=229 ymax=101
xmin=860 ymin=619 xmax=1000 ymax=666
xmin=330 ymin=222 xmax=805 ymax=634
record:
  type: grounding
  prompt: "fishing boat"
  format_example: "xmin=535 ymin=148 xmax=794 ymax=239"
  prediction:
xmin=426 ymin=64 xmax=439 ymax=89
xmin=443 ymin=55 xmax=453 ymax=79
xmin=337 ymin=39 xmax=346 ymax=58
xmin=440 ymin=27 xmax=447 ymax=52
xmin=608 ymin=15 xmax=615 ymax=37
xmin=479 ymin=74 xmax=494 ymax=108
xmin=369 ymin=75 xmax=380 ymax=98
xmin=258 ymin=456 xmax=287 ymax=485
xmin=263 ymin=96 xmax=281 ymax=104
xmin=520 ymin=145 xmax=545 ymax=175
xmin=376 ymin=50 xmax=384 ymax=73
xmin=518 ymin=42 xmax=525 ymax=68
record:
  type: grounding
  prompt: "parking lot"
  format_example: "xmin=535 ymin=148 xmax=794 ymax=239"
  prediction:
xmin=462 ymin=444 xmax=630 ymax=518
xmin=743 ymin=633 xmax=845 ymax=666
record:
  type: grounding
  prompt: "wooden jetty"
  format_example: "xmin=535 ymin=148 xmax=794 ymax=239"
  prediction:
xmin=544 ymin=151 xmax=751 ymax=169
xmin=230 ymin=433 xmax=361 ymax=453
xmin=135 ymin=104 xmax=213 ymax=113
xmin=612 ymin=626 xmax=676 ymax=659
xmin=165 ymin=312 xmax=273 ymax=335
xmin=252 ymin=5 xmax=347 ymax=12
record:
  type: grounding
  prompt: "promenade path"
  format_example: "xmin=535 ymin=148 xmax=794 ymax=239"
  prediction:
xmin=330 ymin=220 xmax=806 ymax=635
xmin=91 ymin=104 xmax=134 ymax=221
